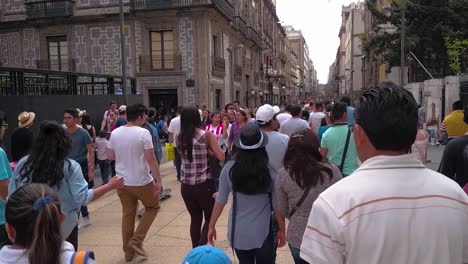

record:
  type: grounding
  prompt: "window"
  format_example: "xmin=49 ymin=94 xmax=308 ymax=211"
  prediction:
xmin=236 ymin=91 xmax=240 ymax=101
xmin=47 ymin=36 xmax=68 ymax=71
xmin=212 ymin=35 xmax=219 ymax=58
xmin=151 ymin=31 xmax=174 ymax=70
xmin=215 ymin=89 xmax=222 ymax=110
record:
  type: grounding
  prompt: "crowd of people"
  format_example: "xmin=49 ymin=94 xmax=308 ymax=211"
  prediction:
xmin=0 ymin=82 xmax=466 ymax=264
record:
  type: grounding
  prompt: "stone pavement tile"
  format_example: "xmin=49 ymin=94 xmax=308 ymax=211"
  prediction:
xmin=116 ymin=246 xmax=193 ymax=264
xmin=79 ymin=226 xmax=123 ymax=246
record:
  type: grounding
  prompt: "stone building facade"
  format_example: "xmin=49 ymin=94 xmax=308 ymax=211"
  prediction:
xmin=0 ymin=0 xmax=315 ymax=112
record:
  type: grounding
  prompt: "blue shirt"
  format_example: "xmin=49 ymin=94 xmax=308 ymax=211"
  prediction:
xmin=10 ymin=157 xmax=94 ymax=238
xmin=66 ymin=127 xmax=92 ymax=163
xmin=156 ymin=120 xmax=165 ymax=134
xmin=0 ymin=148 xmax=12 ymax=225
xmin=347 ymin=106 xmax=355 ymax=125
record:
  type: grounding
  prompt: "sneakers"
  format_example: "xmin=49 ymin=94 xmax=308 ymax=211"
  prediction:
xmin=78 ymin=216 xmax=91 ymax=230
xmin=131 ymin=244 xmax=148 ymax=258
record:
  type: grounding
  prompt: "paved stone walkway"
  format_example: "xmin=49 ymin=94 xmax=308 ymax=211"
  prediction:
xmin=80 ymin=145 xmax=445 ymax=263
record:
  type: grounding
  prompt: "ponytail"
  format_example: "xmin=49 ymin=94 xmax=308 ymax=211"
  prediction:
xmin=6 ymin=184 xmax=63 ymax=264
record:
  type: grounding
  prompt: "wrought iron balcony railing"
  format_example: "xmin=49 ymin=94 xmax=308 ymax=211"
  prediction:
xmin=25 ymin=0 xmax=74 ymax=20
xmin=247 ymin=26 xmax=262 ymax=47
xmin=138 ymin=54 xmax=182 ymax=72
xmin=234 ymin=16 xmax=248 ymax=37
xmin=36 ymin=59 xmax=76 ymax=72
xmin=132 ymin=0 xmax=234 ymax=20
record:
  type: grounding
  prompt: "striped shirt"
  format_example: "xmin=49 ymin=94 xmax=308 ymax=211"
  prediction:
xmin=300 ymin=154 xmax=468 ymax=264
xmin=180 ymin=129 xmax=211 ymax=185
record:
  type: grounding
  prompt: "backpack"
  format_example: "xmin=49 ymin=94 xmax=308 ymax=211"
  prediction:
xmin=70 ymin=251 xmax=95 ymax=264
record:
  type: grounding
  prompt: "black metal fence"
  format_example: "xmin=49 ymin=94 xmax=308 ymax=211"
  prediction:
xmin=0 ymin=67 xmax=136 ymax=96
xmin=25 ymin=0 xmax=74 ymax=19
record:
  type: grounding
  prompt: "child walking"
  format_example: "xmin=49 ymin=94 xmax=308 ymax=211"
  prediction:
xmin=94 ymin=130 xmax=110 ymax=184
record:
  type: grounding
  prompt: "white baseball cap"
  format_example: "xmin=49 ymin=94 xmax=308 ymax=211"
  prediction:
xmin=256 ymin=104 xmax=280 ymax=125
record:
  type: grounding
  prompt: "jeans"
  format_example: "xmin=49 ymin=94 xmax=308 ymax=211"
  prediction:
xmin=180 ymin=180 xmax=216 ymax=248
xmin=117 ymin=182 xmax=160 ymax=261
xmin=234 ymin=226 xmax=275 ymax=264
xmin=174 ymin=147 xmax=182 ymax=180
xmin=66 ymin=225 xmax=79 ymax=251
xmin=289 ymin=244 xmax=307 ymax=264
xmin=98 ymin=160 xmax=110 ymax=184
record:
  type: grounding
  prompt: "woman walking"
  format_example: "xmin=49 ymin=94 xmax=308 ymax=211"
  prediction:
xmin=205 ymin=112 xmax=228 ymax=188
xmin=178 ymin=106 xmax=225 ymax=248
xmin=227 ymin=109 xmax=249 ymax=155
xmin=276 ymin=130 xmax=342 ymax=263
xmin=208 ymin=122 xmax=286 ymax=264
xmin=81 ymin=113 xmax=96 ymax=142
xmin=9 ymin=121 xmax=124 ymax=250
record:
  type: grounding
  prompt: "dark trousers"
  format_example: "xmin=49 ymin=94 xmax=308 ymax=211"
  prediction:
xmin=65 ymin=225 xmax=79 ymax=251
xmin=98 ymin=159 xmax=110 ymax=184
xmin=174 ymin=147 xmax=182 ymax=180
xmin=234 ymin=226 xmax=275 ymax=264
xmin=289 ymin=243 xmax=307 ymax=264
xmin=0 ymin=225 xmax=11 ymax=249
xmin=78 ymin=160 xmax=91 ymax=218
xmin=181 ymin=180 xmax=216 ymax=248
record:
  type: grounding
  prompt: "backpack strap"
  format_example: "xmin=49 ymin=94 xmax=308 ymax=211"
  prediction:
xmin=339 ymin=127 xmax=352 ymax=174
xmin=70 ymin=251 xmax=95 ymax=264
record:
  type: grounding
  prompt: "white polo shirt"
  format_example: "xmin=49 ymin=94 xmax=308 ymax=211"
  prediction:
xmin=300 ymin=154 xmax=468 ymax=264
xmin=168 ymin=116 xmax=181 ymax=148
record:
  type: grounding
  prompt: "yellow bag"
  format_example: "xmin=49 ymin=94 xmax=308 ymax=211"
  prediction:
xmin=165 ymin=143 xmax=175 ymax=161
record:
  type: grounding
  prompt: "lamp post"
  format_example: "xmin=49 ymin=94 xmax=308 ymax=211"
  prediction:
xmin=119 ymin=0 xmax=128 ymax=103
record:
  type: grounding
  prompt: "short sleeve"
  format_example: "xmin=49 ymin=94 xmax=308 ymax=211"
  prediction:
xmin=82 ymin=130 xmax=92 ymax=145
xmin=300 ymin=196 xmax=345 ymax=264
xmin=168 ymin=119 xmax=175 ymax=133
xmin=0 ymin=149 xmax=12 ymax=181
xmin=216 ymin=162 xmax=233 ymax=205
xmin=141 ymin=129 xmax=154 ymax=150
xmin=321 ymin=130 xmax=330 ymax=149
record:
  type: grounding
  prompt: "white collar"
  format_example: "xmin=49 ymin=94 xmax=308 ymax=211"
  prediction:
xmin=355 ymin=154 xmax=426 ymax=173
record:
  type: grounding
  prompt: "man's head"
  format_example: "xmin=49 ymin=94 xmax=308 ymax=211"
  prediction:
xmin=331 ymin=102 xmax=348 ymax=122
xmin=63 ymin=108 xmax=79 ymax=128
xmin=290 ymin=105 xmax=302 ymax=118
xmin=148 ymin=107 xmax=157 ymax=120
xmin=284 ymin=104 xmax=292 ymax=113
xmin=109 ymin=100 xmax=117 ymax=110
xmin=126 ymin=104 xmax=148 ymax=126
xmin=225 ymin=103 xmax=234 ymax=111
xmin=256 ymin=104 xmax=280 ymax=130
xmin=340 ymin=96 xmax=351 ymax=107
xmin=315 ymin=102 xmax=324 ymax=112
xmin=227 ymin=109 xmax=236 ymax=122
xmin=452 ymin=100 xmax=463 ymax=111
xmin=354 ymin=82 xmax=418 ymax=162
xmin=119 ymin=105 xmax=127 ymax=116
xmin=233 ymin=101 xmax=241 ymax=111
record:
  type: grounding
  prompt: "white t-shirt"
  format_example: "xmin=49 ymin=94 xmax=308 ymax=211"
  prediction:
xmin=264 ymin=131 xmax=289 ymax=176
xmin=108 ymin=126 xmax=154 ymax=187
xmin=309 ymin=111 xmax=325 ymax=132
xmin=300 ymin=154 xmax=468 ymax=264
xmin=276 ymin=113 xmax=292 ymax=125
xmin=0 ymin=242 xmax=96 ymax=264
xmin=168 ymin=116 xmax=181 ymax=148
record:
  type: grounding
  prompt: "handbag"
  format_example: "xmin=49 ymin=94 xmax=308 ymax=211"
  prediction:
xmin=289 ymin=186 xmax=312 ymax=218
xmin=165 ymin=143 xmax=175 ymax=161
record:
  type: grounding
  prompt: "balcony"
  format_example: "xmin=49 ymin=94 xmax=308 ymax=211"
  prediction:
xmin=247 ymin=27 xmax=263 ymax=47
xmin=25 ymin=0 xmax=74 ymax=20
xmin=234 ymin=16 xmax=248 ymax=37
xmin=132 ymin=0 xmax=234 ymax=20
xmin=138 ymin=54 xmax=182 ymax=72
xmin=36 ymin=59 xmax=76 ymax=72
xmin=212 ymin=57 xmax=225 ymax=76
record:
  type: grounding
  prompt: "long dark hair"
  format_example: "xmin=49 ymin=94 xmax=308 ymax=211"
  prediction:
xmin=81 ymin=114 xmax=92 ymax=127
xmin=6 ymin=183 xmax=63 ymax=264
xmin=178 ymin=105 xmax=202 ymax=162
xmin=284 ymin=130 xmax=333 ymax=189
xmin=19 ymin=121 xmax=71 ymax=189
xmin=231 ymin=148 xmax=271 ymax=194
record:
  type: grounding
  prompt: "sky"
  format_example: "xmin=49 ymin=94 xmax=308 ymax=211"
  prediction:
xmin=276 ymin=0 xmax=359 ymax=84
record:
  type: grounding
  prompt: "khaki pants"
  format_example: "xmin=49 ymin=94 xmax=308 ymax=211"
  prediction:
xmin=117 ymin=182 xmax=160 ymax=260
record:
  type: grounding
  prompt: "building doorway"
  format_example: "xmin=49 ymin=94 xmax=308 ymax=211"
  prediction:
xmin=149 ymin=89 xmax=178 ymax=117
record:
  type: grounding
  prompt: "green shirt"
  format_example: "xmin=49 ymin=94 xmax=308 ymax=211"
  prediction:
xmin=321 ymin=125 xmax=359 ymax=176
xmin=0 ymin=148 xmax=12 ymax=225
